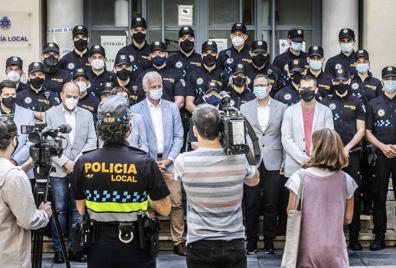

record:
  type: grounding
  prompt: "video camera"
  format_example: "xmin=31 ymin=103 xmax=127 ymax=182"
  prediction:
xmin=218 ymin=91 xmax=260 ymax=165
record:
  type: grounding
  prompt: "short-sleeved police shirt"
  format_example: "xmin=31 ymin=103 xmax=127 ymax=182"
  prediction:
xmin=274 ymin=83 xmax=301 ymax=106
xmin=308 ymin=69 xmax=333 ymax=101
xmin=78 ymin=91 xmax=100 ymax=119
xmin=44 ymin=68 xmax=73 ymax=93
xmin=227 ymin=85 xmax=256 ymax=110
xmin=59 ymin=50 xmax=90 ymax=75
xmin=116 ymin=42 xmax=152 ymax=82
xmin=86 ymin=68 xmax=115 ymax=98
xmin=272 ymin=49 xmax=308 ymax=75
xmin=245 ymin=63 xmax=282 ymax=95
xmin=167 ymin=51 xmax=202 ymax=78
xmin=324 ymin=51 xmax=356 ymax=77
xmin=350 ymin=72 xmax=382 ymax=104
xmin=219 ymin=45 xmax=252 ymax=76
xmin=16 ymin=87 xmax=60 ymax=112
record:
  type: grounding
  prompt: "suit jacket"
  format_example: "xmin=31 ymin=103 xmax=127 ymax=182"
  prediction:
xmin=45 ymin=104 xmax=97 ymax=177
xmin=131 ymin=98 xmax=183 ymax=170
xmin=127 ymin=112 xmax=148 ymax=153
xmin=281 ymin=101 xmax=334 ymax=177
xmin=240 ymin=98 xmax=287 ymax=171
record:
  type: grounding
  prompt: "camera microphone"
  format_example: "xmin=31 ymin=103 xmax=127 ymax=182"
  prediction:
xmin=219 ymin=91 xmax=230 ymax=98
xmin=55 ymin=124 xmax=72 ymax=134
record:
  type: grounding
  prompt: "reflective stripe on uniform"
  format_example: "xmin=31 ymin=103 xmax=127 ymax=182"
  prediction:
xmin=87 ymin=210 xmax=140 ymax=222
xmin=86 ymin=200 xmax=148 ymax=213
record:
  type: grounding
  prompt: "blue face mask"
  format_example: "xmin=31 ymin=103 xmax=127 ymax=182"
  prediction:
xmin=149 ymin=88 xmax=163 ymax=100
xmin=152 ymin=55 xmax=167 ymax=66
xmin=383 ymin=80 xmax=396 ymax=93
xmin=356 ymin=63 xmax=369 ymax=74
xmin=309 ymin=60 xmax=322 ymax=71
xmin=253 ymin=86 xmax=269 ymax=99
xmin=205 ymin=95 xmax=221 ymax=106
xmin=340 ymin=43 xmax=353 ymax=53
xmin=290 ymin=42 xmax=303 ymax=52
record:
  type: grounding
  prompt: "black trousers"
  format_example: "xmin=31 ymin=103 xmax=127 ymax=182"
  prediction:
xmin=187 ymin=239 xmax=246 ymax=268
xmin=343 ymin=152 xmax=361 ymax=239
xmin=360 ymin=143 xmax=375 ymax=211
xmin=244 ymin=162 xmax=282 ymax=248
xmin=372 ymin=153 xmax=396 ymax=236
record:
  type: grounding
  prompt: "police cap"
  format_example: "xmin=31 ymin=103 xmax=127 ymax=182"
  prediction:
xmin=333 ymin=67 xmax=349 ymax=81
xmin=72 ymin=25 xmax=88 ymax=37
xmin=355 ymin=49 xmax=369 ymax=61
xmin=202 ymin=40 xmax=218 ymax=53
xmin=288 ymin=59 xmax=305 ymax=73
xmin=251 ymin=40 xmax=267 ymax=53
xmin=382 ymin=66 xmax=396 ymax=78
xmin=73 ymin=68 xmax=88 ymax=80
xmin=89 ymin=45 xmax=106 ymax=57
xmin=6 ymin=56 xmax=23 ymax=69
xmin=97 ymin=95 xmax=130 ymax=125
xmin=42 ymin=42 xmax=60 ymax=54
xmin=179 ymin=26 xmax=194 ymax=38
xmin=206 ymin=81 xmax=221 ymax=94
xmin=100 ymin=81 xmax=114 ymax=96
xmin=231 ymin=22 xmax=247 ymax=34
xmin=339 ymin=28 xmax=355 ymax=40
xmin=288 ymin=28 xmax=304 ymax=42
xmin=114 ymin=54 xmax=131 ymax=67
xmin=150 ymin=41 xmax=166 ymax=53
xmin=28 ymin=62 xmax=45 ymax=74
xmin=131 ymin=17 xmax=147 ymax=29
xmin=233 ymin=63 xmax=247 ymax=75
xmin=308 ymin=45 xmax=324 ymax=58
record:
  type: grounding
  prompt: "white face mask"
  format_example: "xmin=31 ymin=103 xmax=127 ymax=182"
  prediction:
xmin=7 ymin=71 xmax=21 ymax=83
xmin=76 ymin=81 xmax=88 ymax=94
xmin=149 ymin=88 xmax=163 ymax=100
xmin=231 ymin=36 xmax=245 ymax=47
xmin=91 ymin=59 xmax=105 ymax=70
xmin=64 ymin=97 xmax=78 ymax=111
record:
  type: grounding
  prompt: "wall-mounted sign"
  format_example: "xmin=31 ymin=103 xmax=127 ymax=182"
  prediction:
xmin=0 ymin=13 xmax=32 ymax=48
xmin=101 ymin=36 xmax=127 ymax=71
xmin=209 ymin=38 xmax=228 ymax=52
xmin=279 ymin=39 xmax=306 ymax=54
xmin=178 ymin=5 xmax=193 ymax=26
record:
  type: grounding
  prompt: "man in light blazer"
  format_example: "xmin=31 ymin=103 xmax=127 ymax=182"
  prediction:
xmin=130 ymin=71 xmax=186 ymax=256
xmin=240 ymin=74 xmax=287 ymax=254
xmin=45 ymin=82 xmax=97 ymax=263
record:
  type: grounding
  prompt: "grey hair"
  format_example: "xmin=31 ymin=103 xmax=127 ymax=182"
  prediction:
xmin=142 ymin=71 xmax=162 ymax=90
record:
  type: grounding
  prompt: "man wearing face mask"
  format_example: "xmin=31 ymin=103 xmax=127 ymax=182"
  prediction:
xmin=168 ymin=26 xmax=202 ymax=79
xmin=227 ymin=63 xmax=255 ymax=109
xmin=73 ymin=68 xmax=100 ymax=120
xmin=306 ymin=46 xmax=333 ymax=101
xmin=219 ymin=22 xmax=251 ymax=77
xmin=42 ymin=42 xmax=73 ymax=94
xmin=45 ymin=82 xmax=97 ymax=263
xmin=86 ymin=45 xmax=115 ymax=97
xmin=59 ymin=25 xmax=91 ymax=74
xmin=16 ymin=62 xmax=60 ymax=122
xmin=325 ymin=28 xmax=357 ymax=77
xmin=240 ymin=74 xmax=287 ymax=254
xmin=185 ymin=41 xmax=225 ymax=113
xmin=5 ymin=56 xmax=28 ymax=93
xmin=275 ymin=59 xmax=306 ymax=106
xmin=321 ymin=68 xmax=366 ymax=251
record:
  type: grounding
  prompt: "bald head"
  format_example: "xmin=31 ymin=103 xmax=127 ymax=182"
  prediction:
xmin=61 ymin=82 xmax=80 ymax=104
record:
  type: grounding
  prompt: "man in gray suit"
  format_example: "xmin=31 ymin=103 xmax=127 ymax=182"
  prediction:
xmin=45 ymin=82 xmax=97 ymax=263
xmin=240 ymin=74 xmax=287 ymax=254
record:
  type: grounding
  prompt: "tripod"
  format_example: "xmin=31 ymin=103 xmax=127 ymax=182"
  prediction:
xmin=31 ymin=163 xmax=71 ymax=268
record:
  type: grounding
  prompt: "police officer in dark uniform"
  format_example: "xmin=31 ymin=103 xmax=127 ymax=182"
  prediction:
xmin=274 ymin=59 xmax=307 ymax=106
xmin=59 ymin=25 xmax=91 ymax=74
xmin=185 ymin=40 xmax=225 ymax=113
xmin=245 ymin=40 xmax=281 ymax=96
xmin=5 ymin=56 xmax=28 ymax=93
xmin=321 ymin=67 xmax=366 ymax=251
xmin=73 ymin=68 xmax=100 ymax=119
xmin=365 ymin=66 xmax=396 ymax=251
xmin=219 ymin=22 xmax=251 ymax=77
xmin=226 ymin=63 xmax=255 ymax=109
xmin=16 ymin=62 xmax=60 ymax=121
xmin=99 ymin=81 xmax=114 ymax=102
xmin=167 ymin=26 xmax=202 ymax=79
xmin=324 ymin=28 xmax=356 ymax=77
xmin=306 ymin=45 xmax=333 ymax=101
xmin=42 ymin=42 xmax=73 ymax=94
xmin=116 ymin=17 xmax=151 ymax=81
xmin=86 ymin=45 xmax=115 ymax=98
xmin=71 ymin=95 xmax=171 ymax=267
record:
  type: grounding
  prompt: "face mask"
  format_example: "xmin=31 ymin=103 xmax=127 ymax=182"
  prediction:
xmin=383 ymin=80 xmax=396 ymax=93
xmin=233 ymin=76 xmax=246 ymax=87
xmin=30 ymin=77 xmax=44 ymax=89
xmin=91 ymin=59 xmax=105 ymax=70
xmin=116 ymin=68 xmax=131 ymax=81
xmin=149 ymin=88 xmax=163 ymax=100
xmin=76 ymin=81 xmax=87 ymax=94
xmin=335 ymin=83 xmax=349 ymax=95
xmin=291 ymin=72 xmax=303 ymax=84
xmin=253 ymin=86 xmax=269 ymax=99
xmin=7 ymin=71 xmax=21 ymax=83
xmin=231 ymin=36 xmax=245 ymax=47
xmin=203 ymin=54 xmax=216 ymax=67
xmin=133 ymin=32 xmax=146 ymax=43
xmin=291 ymin=42 xmax=303 ymax=52
xmin=340 ymin=43 xmax=353 ymax=53
xmin=309 ymin=60 xmax=322 ymax=71
xmin=299 ymin=88 xmax=316 ymax=102
xmin=64 ymin=97 xmax=78 ymax=111
xmin=74 ymin=39 xmax=88 ymax=51
xmin=356 ymin=63 xmax=369 ymax=74
xmin=152 ymin=55 xmax=167 ymax=66
xmin=205 ymin=95 xmax=221 ymax=106
xmin=44 ymin=55 xmax=58 ymax=67
xmin=180 ymin=39 xmax=194 ymax=53
xmin=1 ymin=96 xmax=16 ymax=109
xmin=252 ymin=54 xmax=268 ymax=68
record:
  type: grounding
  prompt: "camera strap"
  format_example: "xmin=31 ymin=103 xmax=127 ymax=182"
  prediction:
xmin=244 ymin=117 xmax=261 ymax=166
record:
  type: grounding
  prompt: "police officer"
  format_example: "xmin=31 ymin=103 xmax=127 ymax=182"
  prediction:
xmin=116 ymin=17 xmax=151 ymax=81
xmin=16 ymin=62 xmax=60 ymax=122
xmin=365 ymin=66 xmax=396 ymax=251
xmin=73 ymin=68 xmax=100 ymax=119
xmin=5 ymin=56 xmax=28 ymax=93
xmin=167 ymin=26 xmax=202 ymax=78
xmin=226 ymin=63 xmax=255 ymax=109
xmin=219 ymin=22 xmax=251 ymax=77
xmin=185 ymin=40 xmax=225 ymax=113
xmin=99 ymin=81 xmax=114 ymax=102
xmin=86 ymin=45 xmax=115 ymax=97
xmin=246 ymin=40 xmax=281 ymax=96
xmin=42 ymin=42 xmax=72 ymax=93
xmin=59 ymin=25 xmax=91 ymax=74
xmin=324 ymin=28 xmax=356 ymax=76
xmin=71 ymin=95 xmax=171 ymax=267
xmin=274 ymin=59 xmax=307 ymax=106
xmin=306 ymin=45 xmax=333 ymax=101
xmin=321 ymin=67 xmax=366 ymax=251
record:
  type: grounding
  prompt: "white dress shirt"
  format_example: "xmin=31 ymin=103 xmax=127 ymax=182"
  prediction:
xmin=147 ymin=99 xmax=164 ymax=154
xmin=257 ymin=99 xmax=271 ymax=132
xmin=62 ymin=105 xmax=76 ymax=145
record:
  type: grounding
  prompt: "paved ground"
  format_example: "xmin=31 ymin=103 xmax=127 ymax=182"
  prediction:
xmin=42 ymin=248 xmax=396 ymax=267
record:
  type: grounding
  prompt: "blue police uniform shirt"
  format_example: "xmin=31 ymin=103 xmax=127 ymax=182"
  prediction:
xmin=59 ymin=49 xmax=90 ymax=75
xmin=44 ymin=68 xmax=73 ymax=94
xmin=274 ymin=83 xmax=301 ymax=106
xmin=78 ymin=91 xmax=100 ymax=120
xmin=114 ymin=79 xmax=145 ymax=107
xmin=167 ymin=51 xmax=202 ymax=79
xmin=324 ymin=50 xmax=356 ymax=77
xmin=16 ymin=82 xmax=28 ymax=93
xmin=227 ymin=85 xmax=256 ymax=110
xmin=16 ymin=86 xmax=60 ymax=112
xmin=245 ymin=63 xmax=282 ymax=95
xmin=86 ymin=68 xmax=115 ymax=98
xmin=273 ymin=49 xmax=308 ymax=76
xmin=350 ymin=72 xmax=382 ymax=104
xmin=308 ymin=69 xmax=333 ymax=101
xmin=219 ymin=45 xmax=252 ymax=76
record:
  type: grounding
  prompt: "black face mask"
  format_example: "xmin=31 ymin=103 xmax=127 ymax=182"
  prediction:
xmin=44 ymin=55 xmax=58 ymax=67
xmin=299 ymin=88 xmax=316 ymax=102
xmin=252 ymin=54 xmax=268 ymax=68
xmin=233 ymin=76 xmax=246 ymax=87
xmin=74 ymin=39 xmax=88 ymax=51
xmin=30 ymin=77 xmax=44 ymax=89
xmin=292 ymin=72 xmax=303 ymax=84
xmin=335 ymin=83 xmax=349 ymax=95
xmin=203 ymin=54 xmax=216 ymax=67
xmin=1 ymin=96 xmax=16 ymax=109
xmin=133 ymin=32 xmax=146 ymax=43
xmin=116 ymin=68 xmax=131 ymax=81
xmin=180 ymin=39 xmax=194 ymax=53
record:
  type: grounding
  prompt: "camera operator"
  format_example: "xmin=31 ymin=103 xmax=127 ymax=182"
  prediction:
xmin=0 ymin=117 xmax=52 ymax=268
xmin=174 ymin=104 xmax=259 ymax=268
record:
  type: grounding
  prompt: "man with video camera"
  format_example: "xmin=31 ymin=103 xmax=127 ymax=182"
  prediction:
xmin=174 ymin=104 xmax=259 ymax=268
xmin=0 ymin=117 xmax=52 ymax=268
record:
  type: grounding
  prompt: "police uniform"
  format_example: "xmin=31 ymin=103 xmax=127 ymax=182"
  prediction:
xmin=226 ymin=64 xmax=255 ymax=109
xmin=5 ymin=56 xmax=28 ymax=93
xmin=71 ymin=95 xmax=170 ymax=268
xmin=274 ymin=59 xmax=304 ymax=106
xmin=74 ymin=68 xmax=101 ymax=119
